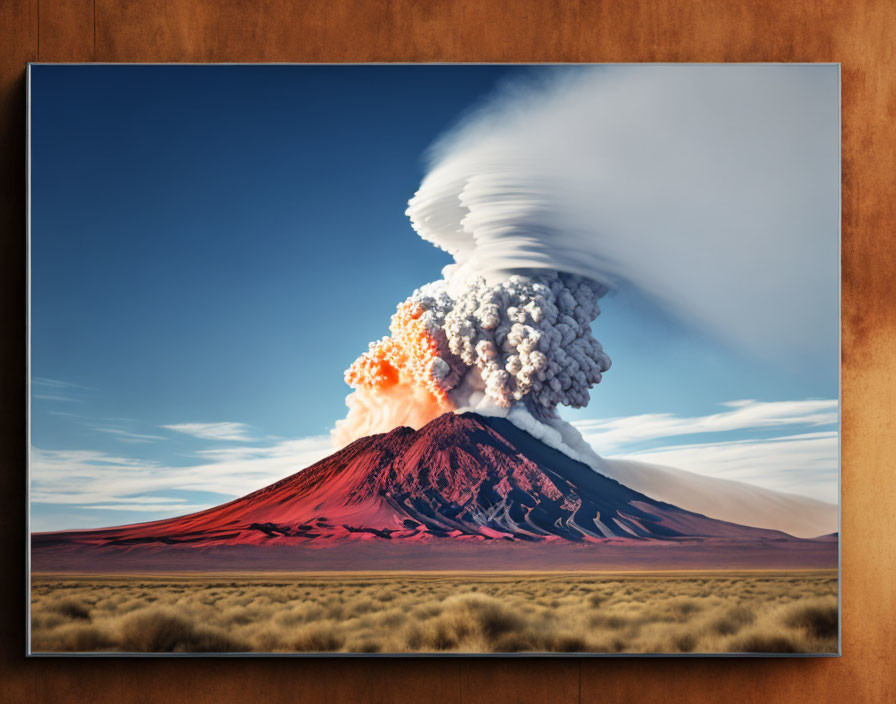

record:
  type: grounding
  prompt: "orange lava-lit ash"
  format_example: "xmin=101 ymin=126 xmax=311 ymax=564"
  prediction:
xmin=345 ymin=301 xmax=448 ymax=402
xmin=333 ymin=301 xmax=456 ymax=447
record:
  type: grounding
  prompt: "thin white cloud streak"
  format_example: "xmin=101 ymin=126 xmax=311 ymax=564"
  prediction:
xmin=573 ymin=399 xmax=838 ymax=454
xmin=31 ymin=377 xmax=90 ymax=403
xmin=44 ymin=412 xmax=165 ymax=443
xmin=32 ymin=399 xmax=839 ymax=528
xmin=49 ymin=411 xmax=135 ymax=423
xmin=30 ymin=435 xmax=334 ymax=529
xmin=66 ymin=496 xmax=209 ymax=513
xmin=82 ymin=503 xmax=210 ymax=512
xmin=32 ymin=394 xmax=82 ymax=403
xmin=95 ymin=428 xmax=166 ymax=443
xmin=161 ymin=422 xmax=258 ymax=442
xmin=86 ymin=496 xmax=201 ymax=505
xmin=570 ymin=399 xmax=839 ymax=503
xmin=612 ymin=432 xmax=838 ymax=503
xmin=32 ymin=377 xmax=90 ymax=390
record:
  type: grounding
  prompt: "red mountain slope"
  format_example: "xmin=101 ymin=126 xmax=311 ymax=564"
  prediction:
xmin=33 ymin=412 xmax=797 ymax=553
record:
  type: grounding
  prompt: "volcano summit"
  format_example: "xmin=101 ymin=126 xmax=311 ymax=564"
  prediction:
xmin=31 ymin=413 xmax=836 ymax=572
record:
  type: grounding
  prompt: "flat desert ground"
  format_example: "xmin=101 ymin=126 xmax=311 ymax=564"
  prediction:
xmin=30 ymin=570 xmax=838 ymax=655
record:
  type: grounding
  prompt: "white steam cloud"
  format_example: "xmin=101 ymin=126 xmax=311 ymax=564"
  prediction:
xmin=408 ymin=274 xmax=611 ymax=415
xmin=409 ymin=64 xmax=838 ymax=361
xmin=337 ymin=65 xmax=838 ymax=453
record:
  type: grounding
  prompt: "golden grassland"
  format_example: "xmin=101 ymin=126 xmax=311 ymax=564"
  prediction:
xmin=30 ymin=570 xmax=838 ymax=654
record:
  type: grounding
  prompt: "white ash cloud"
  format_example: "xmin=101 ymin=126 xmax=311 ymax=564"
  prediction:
xmin=408 ymin=64 xmax=838 ymax=361
xmin=336 ymin=64 xmax=837 ymax=450
xmin=428 ymin=273 xmax=610 ymax=415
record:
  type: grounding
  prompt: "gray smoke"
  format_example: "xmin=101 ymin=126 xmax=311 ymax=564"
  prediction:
xmin=337 ymin=64 xmax=837 ymax=447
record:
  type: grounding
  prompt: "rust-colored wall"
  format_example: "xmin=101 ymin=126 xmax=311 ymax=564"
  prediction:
xmin=2 ymin=1 xmax=894 ymax=702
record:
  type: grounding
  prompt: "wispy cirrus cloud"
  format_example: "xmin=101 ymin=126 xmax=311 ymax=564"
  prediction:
xmin=32 ymin=377 xmax=90 ymax=390
xmin=30 ymin=399 xmax=840 ymax=530
xmin=31 ymin=377 xmax=90 ymax=403
xmin=30 ymin=434 xmax=334 ymax=529
xmin=572 ymin=399 xmax=839 ymax=503
xmin=94 ymin=427 xmax=166 ymax=443
xmin=611 ymin=431 xmax=838 ymax=502
xmin=161 ymin=422 xmax=258 ymax=442
xmin=45 ymin=411 xmax=165 ymax=444
xmin=573 ymin=399 xmax=837 ymax=454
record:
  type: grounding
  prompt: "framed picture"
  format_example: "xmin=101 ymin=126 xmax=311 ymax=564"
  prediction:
xmin=27 ymin=63 xmax=839 ymax=656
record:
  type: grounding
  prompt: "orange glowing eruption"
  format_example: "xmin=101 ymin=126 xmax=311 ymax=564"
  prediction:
xmin=333 ymin=301 xmax=456 ymax=447
xmin=345 ymin=301 xmax=449 ymax=402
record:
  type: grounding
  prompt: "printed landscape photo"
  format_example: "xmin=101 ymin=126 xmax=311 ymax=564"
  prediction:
xmin=28 ymin=64 xmax=840 ymax=655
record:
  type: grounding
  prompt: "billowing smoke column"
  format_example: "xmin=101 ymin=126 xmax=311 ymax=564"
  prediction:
xmin=334 ymin=64 xmax=838 ymax=449
xmin=332 ymin=273 xmax=611 ymax=446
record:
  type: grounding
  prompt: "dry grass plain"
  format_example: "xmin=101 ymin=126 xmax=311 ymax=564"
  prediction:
xmin=30 ymin=571 xmax=838 ymax=654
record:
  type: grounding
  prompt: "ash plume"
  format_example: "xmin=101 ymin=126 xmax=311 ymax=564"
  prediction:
xmin=334 ymin=65 xmax=837 ymax=448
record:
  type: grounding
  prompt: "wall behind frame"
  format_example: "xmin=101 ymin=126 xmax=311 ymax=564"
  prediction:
xmin=2 ymin=0 xmax=895 ymax=701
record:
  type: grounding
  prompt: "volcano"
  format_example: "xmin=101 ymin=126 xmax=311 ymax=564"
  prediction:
xmin=31 ymin=413 xmax=836 ymax=572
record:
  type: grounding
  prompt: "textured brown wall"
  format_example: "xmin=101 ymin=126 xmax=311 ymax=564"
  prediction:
xmin=2 ymin=1 xmax=894 ymax=702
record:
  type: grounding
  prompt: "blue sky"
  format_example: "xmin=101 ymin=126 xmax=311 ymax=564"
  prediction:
xmin=29 ymin=65 xmax=839 ymax=530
